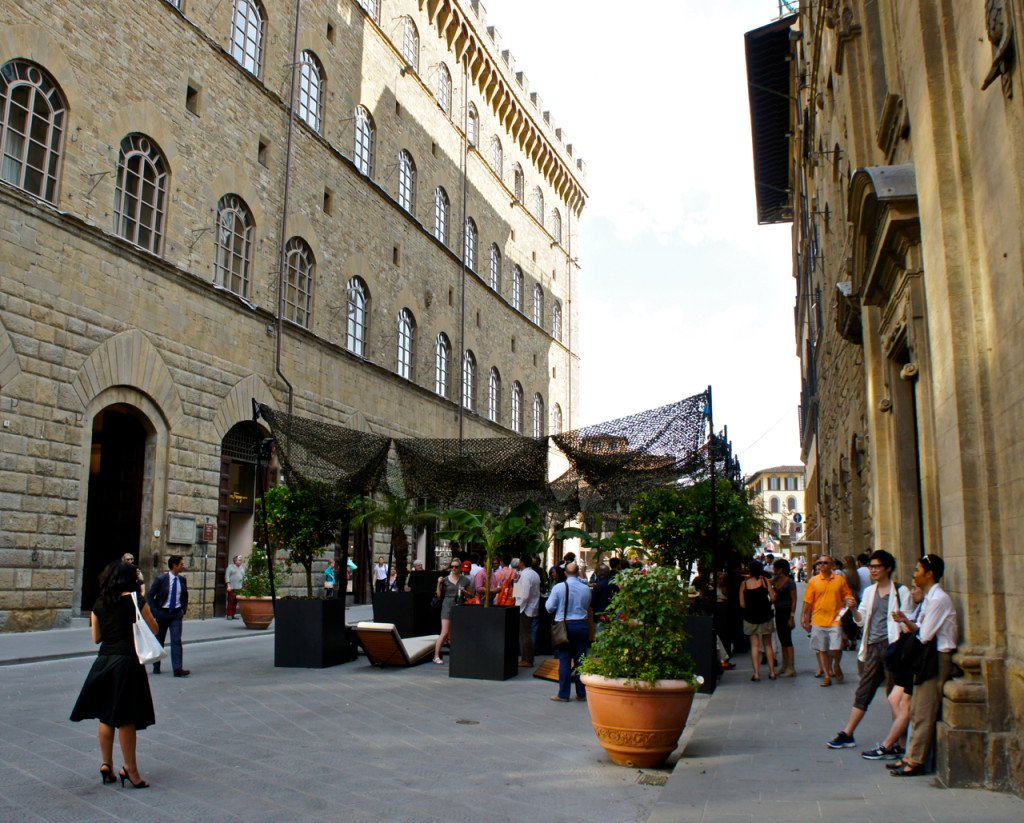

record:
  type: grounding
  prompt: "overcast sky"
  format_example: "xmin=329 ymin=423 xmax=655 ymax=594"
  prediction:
xmin=483 ymin=0 xmax=801 ymax=473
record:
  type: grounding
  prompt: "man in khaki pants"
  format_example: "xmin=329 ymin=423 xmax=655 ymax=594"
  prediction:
xmin=888 ymin=553 xmax=958 ymax=777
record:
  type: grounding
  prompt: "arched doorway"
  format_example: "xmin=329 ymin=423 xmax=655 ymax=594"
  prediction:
xmin=81 ymin=405 xmax=149 ymax=611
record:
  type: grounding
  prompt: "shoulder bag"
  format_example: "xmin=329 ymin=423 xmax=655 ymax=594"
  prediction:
xmin=131 ymin=592 xmax=167 ymax=666
xmin=550 ymin=582 xmax=570 ymax=649
xmin=495 ymin=570 xmax=516 ymax=607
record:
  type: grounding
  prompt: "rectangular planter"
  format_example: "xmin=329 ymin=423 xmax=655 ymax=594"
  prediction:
xmin=449 ymin=604 xmax=519 ymax=681
xmin=274 ymin=598 xmax=356 ymax=668
xmin=684 ymin=614 xmax=717 ymax=694
xmin=372 ymin=591 xmax=440 ymax=637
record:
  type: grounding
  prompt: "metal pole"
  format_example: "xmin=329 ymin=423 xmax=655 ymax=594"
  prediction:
xmin=457 ymin=58 xmax=469 ymax=443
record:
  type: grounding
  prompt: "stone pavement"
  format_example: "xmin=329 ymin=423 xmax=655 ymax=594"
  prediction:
xmin=0 ymin=603 xmax=1022 ymax=822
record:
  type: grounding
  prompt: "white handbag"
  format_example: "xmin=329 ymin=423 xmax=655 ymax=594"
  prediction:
xmin=131 ymin=592 xmax=167 ymax=665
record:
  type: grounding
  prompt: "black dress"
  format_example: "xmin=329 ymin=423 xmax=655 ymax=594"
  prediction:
xmin=70 ymin=595 xmax=156 ymax=730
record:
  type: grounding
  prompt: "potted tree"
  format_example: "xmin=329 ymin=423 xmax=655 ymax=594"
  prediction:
xmin=579 ymin=565 xmax=703 ymax=768
xmin=436 ymin=500 xmax=547 ymax=680
xmin=236 ymin=542 xmax=284 ymax=629
xmin=258 ymin=481 xmax=356 ymax=668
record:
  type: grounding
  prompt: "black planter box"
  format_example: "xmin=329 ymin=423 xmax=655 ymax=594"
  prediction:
xmin=274 ymin=598 xmax=356 ymax=668
xmin=372 ymin=591 xmax=440 ymax=637
xmin=449 ymin=604 xmax=519 ymax=681
xmin=685 ymin=614 xmax=717 ymax=694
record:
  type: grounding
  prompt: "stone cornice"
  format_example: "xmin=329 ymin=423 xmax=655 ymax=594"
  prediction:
xmin=420 ymin=0 xmax=588 ymax=216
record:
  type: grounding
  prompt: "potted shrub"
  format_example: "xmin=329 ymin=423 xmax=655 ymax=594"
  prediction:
xmin=236 ymin=542 xmax=284 ymax=630
xmin=579 ymin=565 xmax=703 ymax=768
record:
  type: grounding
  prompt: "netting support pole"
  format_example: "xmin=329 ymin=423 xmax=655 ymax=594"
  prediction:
xmin=252 ymin=399 xmax=277 ymax=608
xmin=707 ymin=385 xmax=719 ymax=653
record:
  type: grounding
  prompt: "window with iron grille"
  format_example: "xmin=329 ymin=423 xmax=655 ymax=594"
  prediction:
xmin=434 ymin=187 xmax=450 ymax=245
xmin=532 ymin=394 xmax=544 ymax=438
xmin=398 ymin=150 xmax=416 ymax=213
xmin=488 ymin=368 xmax=501 ymax=423
xmin=346 ymin=277 xmax=369 ymax=356
xmin=462 ymin=350 xmax=476 ymax=411
xmin=297 ymin=51 xmax=324 ymax=133
xmin=463 ymin=217 xmax=477 ymax=270
xmin=282 ymin=237 xmax=315 ymax=328
xmin=435 ymin=332 xmax=451 ymax=397
xmin=489 ymin=244 xmax=501 ymax=291
xmin=531 ymin=186 xmax=544 ymax=223
xmin=467 ymin=103 xmax=478 ymax=146
xmin=511 ymin=382 xmax=523 ymax=434
xmin=532 ymin=284 xmax=543 ymax=327
xmin=113 ymin=134 xmax=168 ymax=254
xmin=551 ymin=301 xmax=562 ymax=341
xmin=230 ymin=0 xmax=265 ymax=77
xmin=513 ymin=164 xmax=524 ymax=202
xmin=396 ymin=308 xmax=415 ymax=380
xmin=214 ymin=194 xmax=254 ymax=297
xmin=512 ymin=265 xmax=523 ymax=311
xmin=357 ymin=0 xmax=380 ymax=22
xmin=551 ymin=403 xmax=563 ymax=434
xmin=551 ymin=208 xmax=562 ymax=244
xmin=402 ymin=17 xmax=419 ymax=73
xmin=353 ymin=107 xmax=375 ymax=176
xmin=0 ymin=60 xmax=66 ymax=203
xmin=437 ymin=63 xmax=452 ymax=114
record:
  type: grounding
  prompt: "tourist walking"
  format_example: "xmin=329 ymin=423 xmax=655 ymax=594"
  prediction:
xmin=739 ymin=560 xmax=777 ymax=681
xmin=225 ymin=554 xmax=244 ymax=617
xmin=323 ymin=559 xmax=337 ymax=599
xmin=546 ymin=562 xmax=592 ymax=702
xmin=433 ymin=560 xmax=472 ymax=664
xmin=70 ymin=561 xmax=157 ymax=789
xmin=772 ymin=558 xmax=798 ymax=676
xmin=801 ymin=555 xmax=853 ymax=686
xmin=147 ymin=555 xmax=190 ymax=677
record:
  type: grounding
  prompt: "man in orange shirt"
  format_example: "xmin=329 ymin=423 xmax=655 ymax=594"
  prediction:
xmin=801 ymin=554 xmax=854 ymax=687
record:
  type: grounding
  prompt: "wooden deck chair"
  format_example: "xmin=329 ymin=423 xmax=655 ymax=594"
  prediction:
xmin=354 ymin=621 xmax=439 ymax=668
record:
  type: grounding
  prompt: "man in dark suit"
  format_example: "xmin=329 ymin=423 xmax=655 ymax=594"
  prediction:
xmin=147 ymin=555 xmax=190 ymax=677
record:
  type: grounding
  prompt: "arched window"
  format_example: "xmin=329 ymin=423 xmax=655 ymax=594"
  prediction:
xmin=402 ymin=17 xmax=419 ymax=73
xmin=532 ymin=284 xmax=543 ymax=326
xmin=511 ymin=381 xmax=523 ymax=434
xmin=531 ymin=186 xmax=544 ymax=222
xmin=230 ymin=0 xmax=265 ymax=77
xmin=282 ymin=237 xmax=315 ymax=328
xmin=345 ymin=276 xmax=369 ymax=356
xmin=513 ymin=163 xmax=524 ymax=202
xmin=297 ymin=50 xmax=324 ymax=133
xmin=113 ymin=134 xmax=169 ymax=254
xmin=467 ymin=103 xmax=479 ymax=147
xmin=463 ymin=217 xmax=477 ymax=270
xmin=434 ymin=332 xmax=451 ymax=398
xmin=461 ymin=350 xmax=476 ymax=411
xmin=551 ymin=403 xmax=563 ymax=434
xmin=437 ymin=63 xmax=452 ymax=114
xmin=488 ymin=244 xmax=501 ymax=291
xmin=396 ymin=308 xmax=416 ymax=380
xmin=770 ymin=496 xmax=780 ymax=514
xmin=787 ymin=496 xmax=798 ymax=512
xmin=512 ymin=265 xmax=523 ymax=311
xmin=353 ymin=106 xmax=375 ymax=176
xmin=532 ymin=394 xmax=544 ymax=438
xmin=0 ymin=60 xmax=66 ymax=202
xmin=487 ymin=367 xmax=501 ymax=423
xmin=398 ymin=149 xmax=416 ymax=212
xmin=213 ymin=194 xmax=254 ymax=297
xmin=490 ymin=136 xmax=502 ymax=177
xmin=434 ymin=186 xmax=450 ymax=245
xmin=551 ymin=301 xmax=562 ymax=341
xmin=358 ymin=0 xmax=380 ymax=22
xmin=551 ymin=208 xmax=562 ymax=244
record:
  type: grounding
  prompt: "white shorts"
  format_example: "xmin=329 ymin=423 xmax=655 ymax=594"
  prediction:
xmin=810 ymin=625 xmax=842 ymax=652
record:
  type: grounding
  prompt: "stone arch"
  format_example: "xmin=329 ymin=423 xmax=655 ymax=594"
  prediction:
xmin=211 ymin=374 xmax=275 ymax=443
xmin=0 ymin=317 xmax=21 ymax=389
xmin=0 ymin=26 xmax=84 ymax=113
xmin=106 ymin=103 xmax=181 ymax=171
xmin=70 ymin=329 xmax=184 ymax=430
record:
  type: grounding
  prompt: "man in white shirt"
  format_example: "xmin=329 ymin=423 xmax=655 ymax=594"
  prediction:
xmin=513 ymin=557 xmax=541 ymax=667
xmin=889 ymin=553 xmax=958 ymax=777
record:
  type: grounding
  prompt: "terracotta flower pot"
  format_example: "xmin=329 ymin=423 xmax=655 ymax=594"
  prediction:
xmin=580 ymin=674 xmax=697 ymax=768
xmin=237 ymin=596 xmax=275 ymax=630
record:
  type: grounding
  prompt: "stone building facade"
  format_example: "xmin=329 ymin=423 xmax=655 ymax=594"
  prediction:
xmin=744 ymin=465 xmax=805 ymax=553
xmin=746 ymin=0 xmax=1024 ymax=796
xmin=0 ymin=0 xmax=586 ymax=629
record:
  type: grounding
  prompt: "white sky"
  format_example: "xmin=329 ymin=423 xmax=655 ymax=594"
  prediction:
xmin=483 ymin=0 xmax=801 ymax=474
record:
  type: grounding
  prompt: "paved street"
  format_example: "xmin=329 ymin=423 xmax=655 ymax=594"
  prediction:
xmin=1 ymin=605 xmax=1022 ymax=822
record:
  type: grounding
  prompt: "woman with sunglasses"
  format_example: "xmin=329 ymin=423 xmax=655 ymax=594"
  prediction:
xmin=433 ymin=560 xmax=473 ymax=664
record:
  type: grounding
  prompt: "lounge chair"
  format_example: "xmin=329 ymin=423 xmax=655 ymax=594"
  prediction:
xmin=353 ymin=621 xmax=440 ymax=668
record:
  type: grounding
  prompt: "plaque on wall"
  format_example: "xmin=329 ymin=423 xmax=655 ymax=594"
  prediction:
xmin=167 ymin=515 xmax=197 ymax=545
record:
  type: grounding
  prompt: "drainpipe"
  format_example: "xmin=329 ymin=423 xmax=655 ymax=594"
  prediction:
xmin=566 ymin=206 xmax=573 ymax=429
xmin=274 ymin=0 xmax=302 ymax=415
xmin=457 ymin=57 xmax=469 ymax=442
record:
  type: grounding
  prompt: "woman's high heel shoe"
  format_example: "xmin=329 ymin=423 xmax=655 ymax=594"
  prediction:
xmin=100 ymin=764 xmax=116 ymax=784
xmin=118 ymin=767 xmax=150 ymax=789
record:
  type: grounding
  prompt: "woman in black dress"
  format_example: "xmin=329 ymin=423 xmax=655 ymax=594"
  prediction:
xmin=70 ymin=561 xmax=158 ymax=788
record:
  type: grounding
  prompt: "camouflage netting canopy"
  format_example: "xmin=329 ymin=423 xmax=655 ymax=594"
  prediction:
xmin=258 ymin=390 xmax=710 ymax=514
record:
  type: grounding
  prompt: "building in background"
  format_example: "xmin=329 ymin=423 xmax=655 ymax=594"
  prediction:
xmin=0 ymin=0 xmax=585 ymax=629
xmin=744 ymin=465 xmax=804 ymax=554
xmin=746 ymin=0 xmax=1024 ymax=796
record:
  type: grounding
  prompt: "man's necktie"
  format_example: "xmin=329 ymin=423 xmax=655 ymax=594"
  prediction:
xmin=169 ymin=576 xmax=178 ymax=610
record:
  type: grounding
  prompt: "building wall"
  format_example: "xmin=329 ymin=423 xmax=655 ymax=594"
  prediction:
xmin=0 ymin=0 xmax=586 ymax=629
xmin=778 ymin=0 xmax=1024 ymax=795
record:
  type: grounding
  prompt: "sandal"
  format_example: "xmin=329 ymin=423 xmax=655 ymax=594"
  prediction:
xmin=820 ymin=677 xmax=832 ymax=687
xmin=891 ymin=762 xmax=926 ymax=777
xmin=885 ymin=759 xmax=908 ymax=770
xmin=433 ymin=657 xmax=444 ymax=665
xmin=750 ymin=675 xmax=761 ymax=682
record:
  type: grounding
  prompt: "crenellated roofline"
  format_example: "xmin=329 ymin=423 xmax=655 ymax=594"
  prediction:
xmin=420 ymin=0 xmax=588 ymax=216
